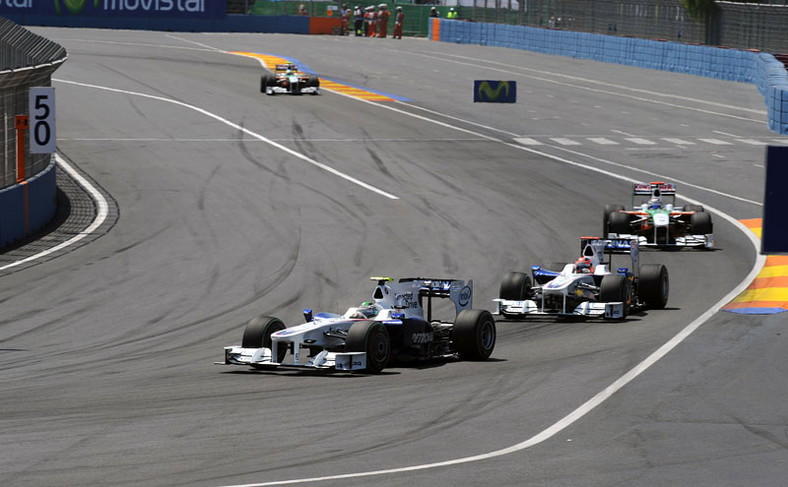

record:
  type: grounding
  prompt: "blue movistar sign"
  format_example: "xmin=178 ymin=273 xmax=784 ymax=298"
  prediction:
xmin=474 ymin=80 xmax=517 ymax=103
xmin=0 ymin=0 xmax=226 ymax=18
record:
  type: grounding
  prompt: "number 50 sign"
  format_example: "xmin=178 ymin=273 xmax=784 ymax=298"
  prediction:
xmin=29 ymin=87 xmax=56 ymax=154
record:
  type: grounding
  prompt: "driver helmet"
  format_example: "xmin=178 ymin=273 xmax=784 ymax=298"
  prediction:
xmin=648 ymin=197 xmax=663 ymax=209
xmin=355 ymin=301 xmax=379 ymax=318
xmin=575 ymin=257 xmax=593 ymax=273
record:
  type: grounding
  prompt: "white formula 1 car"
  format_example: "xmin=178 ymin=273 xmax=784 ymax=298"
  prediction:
xmin=604 ymin=181 xmax=713 ymax=249
xmin=495 ymin=237 xmax=668 ymax=319
xmin=219 ymin=277 xmax=496 ymax=373
xmin=260 ymin=63 xmax=320 ymax=95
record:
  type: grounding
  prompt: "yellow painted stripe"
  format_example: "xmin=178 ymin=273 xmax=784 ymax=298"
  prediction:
xmin=723 ymin=218 xmax=788 ymax=312
xmin=231 ymin=51 xmax=395 ymax=101
xmin=755 ymin=265 xmax=788 ymax=278
xmin=729 ymin=287 xmax=788 ymax=303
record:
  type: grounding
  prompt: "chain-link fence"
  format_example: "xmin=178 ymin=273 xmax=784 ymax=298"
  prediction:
xmin=0 ymin=18 xmax=67 ymax=190
xmin=226 ymin=1 xmax=788 ymax=53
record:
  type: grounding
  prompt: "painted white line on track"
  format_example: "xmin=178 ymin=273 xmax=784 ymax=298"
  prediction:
xmin=214 ymin=84 xmax=766 ymax=487
xmin=0 ymin=154 xmax=109 ymax=271
xmin=53 ymin=79 xmax=399 ymax=200
xmin=405 ymin=50 xmax=766 ymax=124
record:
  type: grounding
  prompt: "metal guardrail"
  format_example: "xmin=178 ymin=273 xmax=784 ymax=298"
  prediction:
xmin=0 ymin=17 xmax=67 ymax=189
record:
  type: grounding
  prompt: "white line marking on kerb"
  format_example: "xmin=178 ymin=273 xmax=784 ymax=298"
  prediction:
xmin=0 ymin=154 xmax=109 ymax=271
xmin=52 ymin=79 xmax=399 ymax=200
xmin=215 ymin=82 xmax=766 ymax=487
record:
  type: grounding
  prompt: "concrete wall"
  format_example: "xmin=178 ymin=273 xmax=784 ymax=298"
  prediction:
xmin=431 ymin=19 xmax=788 ymax=135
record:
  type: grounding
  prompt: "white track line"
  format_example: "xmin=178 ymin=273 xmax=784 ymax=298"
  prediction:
xmin=215 ymin=81 xmax=766 ymax=487
xmin=53 ymin=79 xmax=399 ymax=200
xmin=0 ymin=154 xmax=109 ymax=271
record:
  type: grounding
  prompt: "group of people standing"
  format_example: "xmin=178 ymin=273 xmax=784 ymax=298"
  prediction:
xmin=344 ymin=4 xmax=404 ymax=39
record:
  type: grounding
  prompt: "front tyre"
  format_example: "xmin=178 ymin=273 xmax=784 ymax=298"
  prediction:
xmin=599 ymin=274 xmax=631 ymax=318
xmin=346 ymin=320 xmax=390 ymax=373
xmin=690 ymin=211 xmax=713 ymax=235
xmin=639 ymin=264 xmax=669 ymax=309
xmin=499 ymin=271 xmax=532 ymax=300
xmin=603 ymin=204 xmax=625 ymax=237
xmin=454 ymin=309 xmax=496 ymax=360
xmin=608 ymin=211 xmax=631 ymax=235
xmin=241 ymin=315 xmax=287 ymax=362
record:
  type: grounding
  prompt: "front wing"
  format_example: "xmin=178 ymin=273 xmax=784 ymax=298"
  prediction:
xmin=218 ymin=346 xmax=367 ymax=371
xmin=609 ymin=232 xmax=713 ymax=249
xmin=494 ymin=299 xmax=625 ymax=319
xmin=265 ymin=85 xmax=320 ymax=95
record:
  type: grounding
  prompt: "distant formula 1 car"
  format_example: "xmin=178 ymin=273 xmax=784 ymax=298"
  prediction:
xmin=495 ymin=237 xmax=668 ymax=319
xmin=261 ymin=63 xmax=320 ymax=95
xmin=219 ymin=277 xmax=496 ymax=373
xmin=603 ymin=181 xmax=713 ymax=249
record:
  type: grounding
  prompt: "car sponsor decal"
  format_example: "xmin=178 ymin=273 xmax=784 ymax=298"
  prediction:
xmin=723 ymin=218 xmax=788 ymax=314
xmin=231 ymin=52 xmax=409 ymax=102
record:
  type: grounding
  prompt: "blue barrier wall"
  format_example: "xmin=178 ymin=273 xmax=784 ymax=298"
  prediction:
xmin=0 ymin=158 xmax=56 ymax=247
xmin=432 ymin=20 xmax=788 ymax=135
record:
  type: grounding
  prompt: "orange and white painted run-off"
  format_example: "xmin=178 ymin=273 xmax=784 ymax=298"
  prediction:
xmin=723 ymin=218 xmax=788 ymax=314
xmin=230 ymin=51 xmax=401 ymax=102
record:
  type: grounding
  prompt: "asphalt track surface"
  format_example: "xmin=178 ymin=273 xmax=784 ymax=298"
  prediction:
xmin=1 ymin=29 xmax=786 ymax=486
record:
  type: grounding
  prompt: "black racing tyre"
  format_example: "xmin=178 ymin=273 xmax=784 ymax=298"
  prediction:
xmin=260 ymin=74 xmax=275 ymax=92
xmin=346 ymin=320 xmax=390 ymax=373
xmin=608 ymin=211 xmax=631 ymax=235
xmin=684 ymin=204 xmax=704 ymax=213
xmin=454 ymin=309 xmax=496 ymax=361
xmin=307 ymin=74 xmax=320 ymax=87
xmin=690 ymin=211 xmax=713 ymax=234
xmin=242 ymin=315 xmax=287 ymax=362
xmin=499 ymin=271 xmax=532 ymax=300
xmin=639 ymin=264 xmax=669 ymax=309
xmin=603 ymin=204 xmax=625 ymax=237
xmin=599 ymin=274 xmax=631 ymax=317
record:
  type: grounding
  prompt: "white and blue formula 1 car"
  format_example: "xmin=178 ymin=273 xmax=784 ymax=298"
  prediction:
xmin=495 ymin=237 xmax=669 ymax=320
xmin=219 ymin=277 xmax=496 ymax=374
xmin=260 ymin=63 xmax=320 ymax=95
xmin=603 ymin=181 xmax=713 ymax=249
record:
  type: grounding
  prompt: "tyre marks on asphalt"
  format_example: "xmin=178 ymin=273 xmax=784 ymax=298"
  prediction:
xmin=723 ymin=218 xmax=788 ymax=314
xmin=230 ymin=51 xmax=406 ymax=101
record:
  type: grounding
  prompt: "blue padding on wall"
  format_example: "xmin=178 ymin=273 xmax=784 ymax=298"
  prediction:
xmin=0 ymin=158 xmax=57 ymax=248
xmin=436 ymin=19 xmax=788 ymax=135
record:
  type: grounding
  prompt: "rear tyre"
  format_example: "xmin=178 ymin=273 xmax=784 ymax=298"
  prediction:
xmin=608 ymin=211 xmax=631 ymax=235
xmin=454 ymin=309 xmax=496 ymax=360
xmin=307 ymin=74 xmax=320 ymax=87
xmin=690 ymin=211 xmax=713 ymax=234
xmin=346 ymin=320 xmax=390 ymax=373
xmin=242 ymin=315 xmax=287 ymax=362
xmin=499 ymin=271 xmax=532 ymax=300
xmin=603 ymin=204 xmax=625 ymax=237
xmin=684 ymin=204 xmax=704 ymax=213
xmin=639 ymin=264 xmax=669 ymax=309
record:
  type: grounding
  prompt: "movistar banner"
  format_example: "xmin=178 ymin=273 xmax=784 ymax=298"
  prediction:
xmin=0 ymin=0 xmax=226 ymax=19
xmin=474 ymin=80 xmax=516 ymax=103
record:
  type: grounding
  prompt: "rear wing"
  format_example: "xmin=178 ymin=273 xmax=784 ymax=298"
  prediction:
xmin=274 ymin=63 xmax=296 ymax=71
xmin=633 ymin=181 xmax=676 ymax=196
xmin=376 ymin=277 xmax=473 ymax=319
xmin=579 ymin=237 xmax=640 ymax=277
